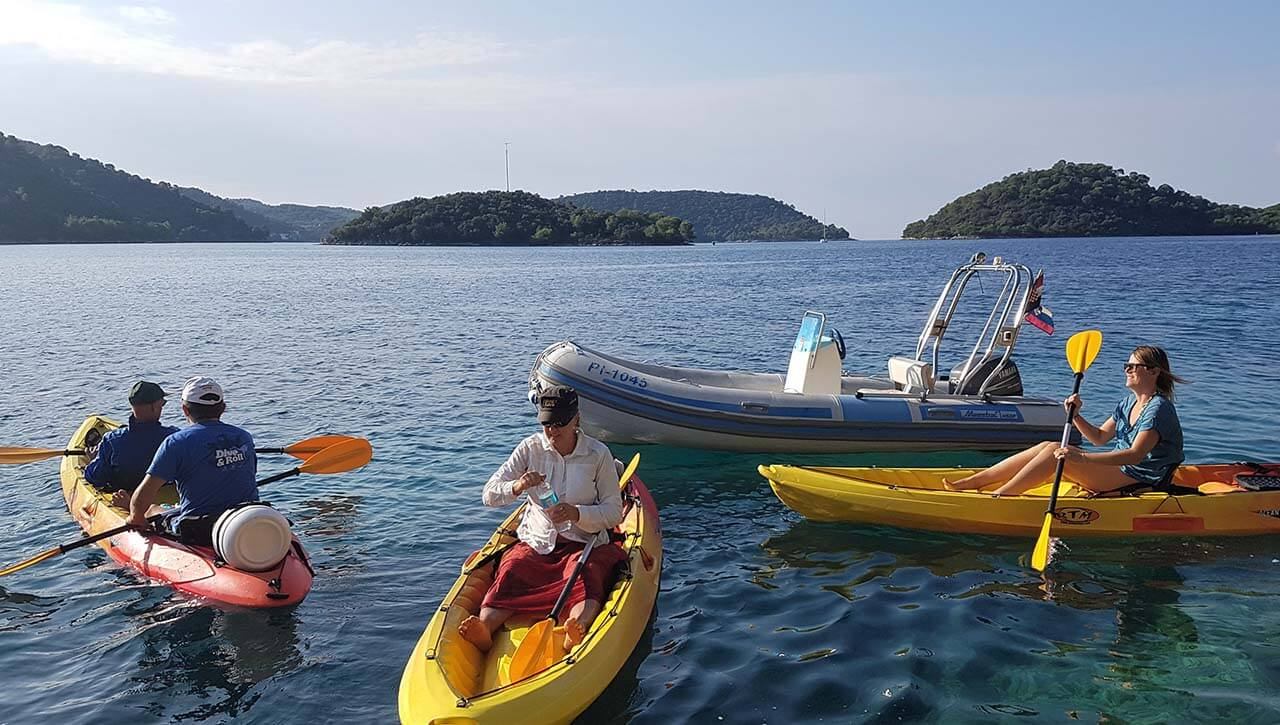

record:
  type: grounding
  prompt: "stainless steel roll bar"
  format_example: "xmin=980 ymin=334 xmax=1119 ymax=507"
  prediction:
xmin=913 ymin=253 xmax=1034 ymax=398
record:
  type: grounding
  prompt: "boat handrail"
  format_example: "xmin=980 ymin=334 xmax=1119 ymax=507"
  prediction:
xmin=911 ymin=254 xmax=1034 ymax=398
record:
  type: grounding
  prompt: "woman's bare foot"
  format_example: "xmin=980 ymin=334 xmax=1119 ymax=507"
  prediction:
xmin=458 ymin=615 xmax=493 ymax=652
xmin=943 ymin=477 xmax=980 ymax=491
xmin=562 ymin=617 xmax=585 ymax=651
xmin=111 ymin=489 xmax=130 ymax=508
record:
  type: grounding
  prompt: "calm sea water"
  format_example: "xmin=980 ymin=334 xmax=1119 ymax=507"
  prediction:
xmin=1 ymin=237 xmax=1279 ymax=724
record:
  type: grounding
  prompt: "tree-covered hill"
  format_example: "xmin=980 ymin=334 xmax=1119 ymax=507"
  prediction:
xmin=325 ymin=190 xmax=694 ymax=246
xmin=0 ymin=133 xmax=266 ymax=242
xmin=558 ymin=190 xmax=850 ymax=241
xmin=177 ymin=187 xmax=358 ymax=240
xmin=903 ymin=161 xmax=1280 ymax=239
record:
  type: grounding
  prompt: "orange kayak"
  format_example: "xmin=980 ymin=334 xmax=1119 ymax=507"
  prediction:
xmin=60 ymin=416 xmax=313 ymax=607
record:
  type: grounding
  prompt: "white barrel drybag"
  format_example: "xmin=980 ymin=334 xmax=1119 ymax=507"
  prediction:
xmin=212 ymin=504 xmax=292 ymax=571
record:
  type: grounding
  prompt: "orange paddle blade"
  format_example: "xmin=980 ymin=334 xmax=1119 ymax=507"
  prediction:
xmin=1198 ymin=481 xmax=1246 ymax=495
xmin=0 ymin=447 xmax=70 ymax=465
xmin=508 ymin=618 xmax=559 ymax=681
xmin=282 ymin=435 xmax=359 ymax=460
xmin=297 ymin=438 xmax=373 ymax=475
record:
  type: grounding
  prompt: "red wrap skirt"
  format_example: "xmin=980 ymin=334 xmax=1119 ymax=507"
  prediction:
xmin=482 ymin=538 xmax=628 ymax=616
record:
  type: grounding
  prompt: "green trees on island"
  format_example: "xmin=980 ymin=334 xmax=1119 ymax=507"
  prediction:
xmin=0 ymin=133 xmax=266 ymax=242
xmin=558 ymin=190 xmax=850 ymax=241
xmin=177 ymin=187 xmax=359 ymax=240
xmin=903 ymin=161 xmax=1280 ymax=239
xmin=325 ymin=191 xmax=694 ymax=245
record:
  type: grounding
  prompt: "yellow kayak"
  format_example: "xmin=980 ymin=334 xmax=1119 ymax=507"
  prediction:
xmin=758 ymin=463 xmax=1280 ymax=537
xmin=398 ymin=466 xmax=662 ymax=724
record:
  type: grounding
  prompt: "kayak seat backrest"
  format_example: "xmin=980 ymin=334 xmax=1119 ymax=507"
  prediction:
xmin=887 ymin=356 xmax=934 ymax=394
xmin=440 ymin=563 xmax=496 ymax=698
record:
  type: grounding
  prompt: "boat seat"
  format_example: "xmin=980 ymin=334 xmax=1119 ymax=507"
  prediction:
xmin=887 ymin=356 xmax=934 ymax=394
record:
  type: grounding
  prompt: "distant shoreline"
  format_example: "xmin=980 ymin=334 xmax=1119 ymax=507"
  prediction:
xmin=0 ymin=239 xmax=307 ymax=245
xmin=321 ymin=240 xmax=692 ymax=247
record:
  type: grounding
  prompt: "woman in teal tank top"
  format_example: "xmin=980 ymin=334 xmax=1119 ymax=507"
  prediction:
xmin=947 ymin=345 xmax=1186 ymax=495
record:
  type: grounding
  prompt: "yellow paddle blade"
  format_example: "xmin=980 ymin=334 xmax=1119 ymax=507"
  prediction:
xmin=1030 ymin=512 xmax=1054 ymax=571
xmin=0 ymin=447 xmax=69 ymax=465
xmin=618 ymin=453 xmax=640 ymax=488
xmin=508 ymin=618 xmax=558 ymax=681
xmin=283 ymin=435 xmax=359 ymax=460
xmin=1065 ymin=330 xmax=1103 ymax=375
xmin=297 ymin=438 xmax=373 ymax=475
xmin=0 ymin=547 xmax=60 ymax=577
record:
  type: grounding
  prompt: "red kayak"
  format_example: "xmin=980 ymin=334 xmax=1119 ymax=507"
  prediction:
xmin=60 ymin=416 xmax=313 ymax=607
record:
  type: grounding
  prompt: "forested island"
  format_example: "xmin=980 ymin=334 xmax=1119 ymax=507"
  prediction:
xmin=0 ymin=132 xmax=359 ymax=242
xmin=325 ymin=191 xmax=694 ymax=246
xmin=0 ymin=133 xmax=264 ymax=242
xmin=558 ymin=190 xmax=850 ymax=241
xmin=903 ymin=161 xmax=1280 ymax=239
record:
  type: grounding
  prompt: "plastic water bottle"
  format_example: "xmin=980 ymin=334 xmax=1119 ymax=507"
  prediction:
xmin=532 ymin=481 xmax=572 ymax=532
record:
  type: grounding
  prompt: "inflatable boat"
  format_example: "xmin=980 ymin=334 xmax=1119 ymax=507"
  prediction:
xmin=530 ymin=255 xmax=1070 ymax=453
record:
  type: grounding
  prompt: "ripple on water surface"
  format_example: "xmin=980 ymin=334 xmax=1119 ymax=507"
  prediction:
xmin=1 ymin=238 xmax=1279 ymax=723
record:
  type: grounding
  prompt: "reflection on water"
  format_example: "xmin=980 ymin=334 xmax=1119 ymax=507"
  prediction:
xmin=127 ymin=605 xmax=303 ymax=721
xmin=753 ymin=511 xmax=1280 ymax=721
xmin=4 ymin=239 xmax=1280 ymax=722
xmin=291 ymin=494 xmax=363 ymax=538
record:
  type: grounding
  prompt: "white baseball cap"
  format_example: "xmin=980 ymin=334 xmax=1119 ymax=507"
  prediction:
xmin=181 ymin=376 xmax=225 ymax=405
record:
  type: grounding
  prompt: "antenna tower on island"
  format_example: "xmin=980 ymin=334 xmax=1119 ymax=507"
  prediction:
xmin=504 ymin=142 xmax=510 ymax=192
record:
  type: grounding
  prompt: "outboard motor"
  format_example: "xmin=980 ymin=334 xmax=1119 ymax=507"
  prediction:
xmin=948 ymin=357 xmax=1024 ymax=396
xmin=213 ymin=503 xmax=292 ymax=571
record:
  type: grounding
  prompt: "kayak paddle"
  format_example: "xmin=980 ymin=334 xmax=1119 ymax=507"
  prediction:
xmin=506 ymin=452 xmax=641 ymax=680
xmin=0 ymin=434 xmax=360 ymax=465
xmin=1031 ymin=329 xmax=1103 ymax=572
xmin=508 ymin=535 xmax=598 ymax=681
xmin=0 ymin=437 xmax=373 ymax=578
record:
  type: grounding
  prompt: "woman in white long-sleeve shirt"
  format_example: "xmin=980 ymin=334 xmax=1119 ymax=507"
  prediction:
xmin=458 ymin=386 xmax=626 ymax=653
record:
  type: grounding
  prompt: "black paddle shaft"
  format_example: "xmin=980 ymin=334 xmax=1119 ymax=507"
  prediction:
xmin=1046 ymin=372 xmax=1085 ymax=515
xmin=61 ymin=513 xmax=166 ymax=555
xmin=257 ymin=467 xmax=302 ymax=487
xmin=548 ymin=535 xmax=598 ymax=622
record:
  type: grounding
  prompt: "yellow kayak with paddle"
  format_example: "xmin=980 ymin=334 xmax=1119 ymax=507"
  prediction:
xmin=398 ymin=462 xmax=662 ymax=725
xmin=758 ymin=463 xmax=1280 ymax=537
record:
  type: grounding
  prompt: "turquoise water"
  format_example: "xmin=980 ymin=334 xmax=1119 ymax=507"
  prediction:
xmin=1 ymin=237 xmax=1278 ymax=723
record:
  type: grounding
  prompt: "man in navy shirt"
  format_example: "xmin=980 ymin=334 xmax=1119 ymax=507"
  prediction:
xmin=85 ymin=381 xmax=179 ymax=507
xmin=126 ymin=376 xmax=259 ymax=546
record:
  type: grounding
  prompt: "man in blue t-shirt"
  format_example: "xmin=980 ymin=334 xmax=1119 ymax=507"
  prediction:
xmin=85 ymin=381 xmax=179 ymax=507
xmin=126 ymin=376 xmax=259 ymax=546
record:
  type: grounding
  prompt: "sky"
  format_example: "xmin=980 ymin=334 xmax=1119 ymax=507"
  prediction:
xmin=1 ymin=0 xmax=1278 ymax=239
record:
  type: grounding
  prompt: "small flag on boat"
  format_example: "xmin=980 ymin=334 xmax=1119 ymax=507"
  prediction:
xmin=1024 ymin=269 xmax=1054 ymax=335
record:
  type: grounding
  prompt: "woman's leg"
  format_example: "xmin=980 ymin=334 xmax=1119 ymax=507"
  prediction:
xmin=991 ymin=444 xmax=1060 ymax=495
xmin=994 ymin=452 xmax=1138 ymax=496
xmin=561 ymin=599 xmax=602 ymax=650
xmin=947 ymin=441 xmax=1057 ymax=490
xmin=459 ymin=606 xmax=514 ymax=652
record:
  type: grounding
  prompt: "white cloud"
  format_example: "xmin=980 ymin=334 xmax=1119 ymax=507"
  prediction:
xmin=117 ymin=5 xmax=173 ymax=25
xmin=0 ymin=0 xmax=511 ymax=83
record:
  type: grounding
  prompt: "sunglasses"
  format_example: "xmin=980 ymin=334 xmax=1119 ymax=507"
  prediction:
xmin=542 ymin=419 xmax=573 ymax=429
xmin=1122 ymin=363 xmax=1152 ymax=372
